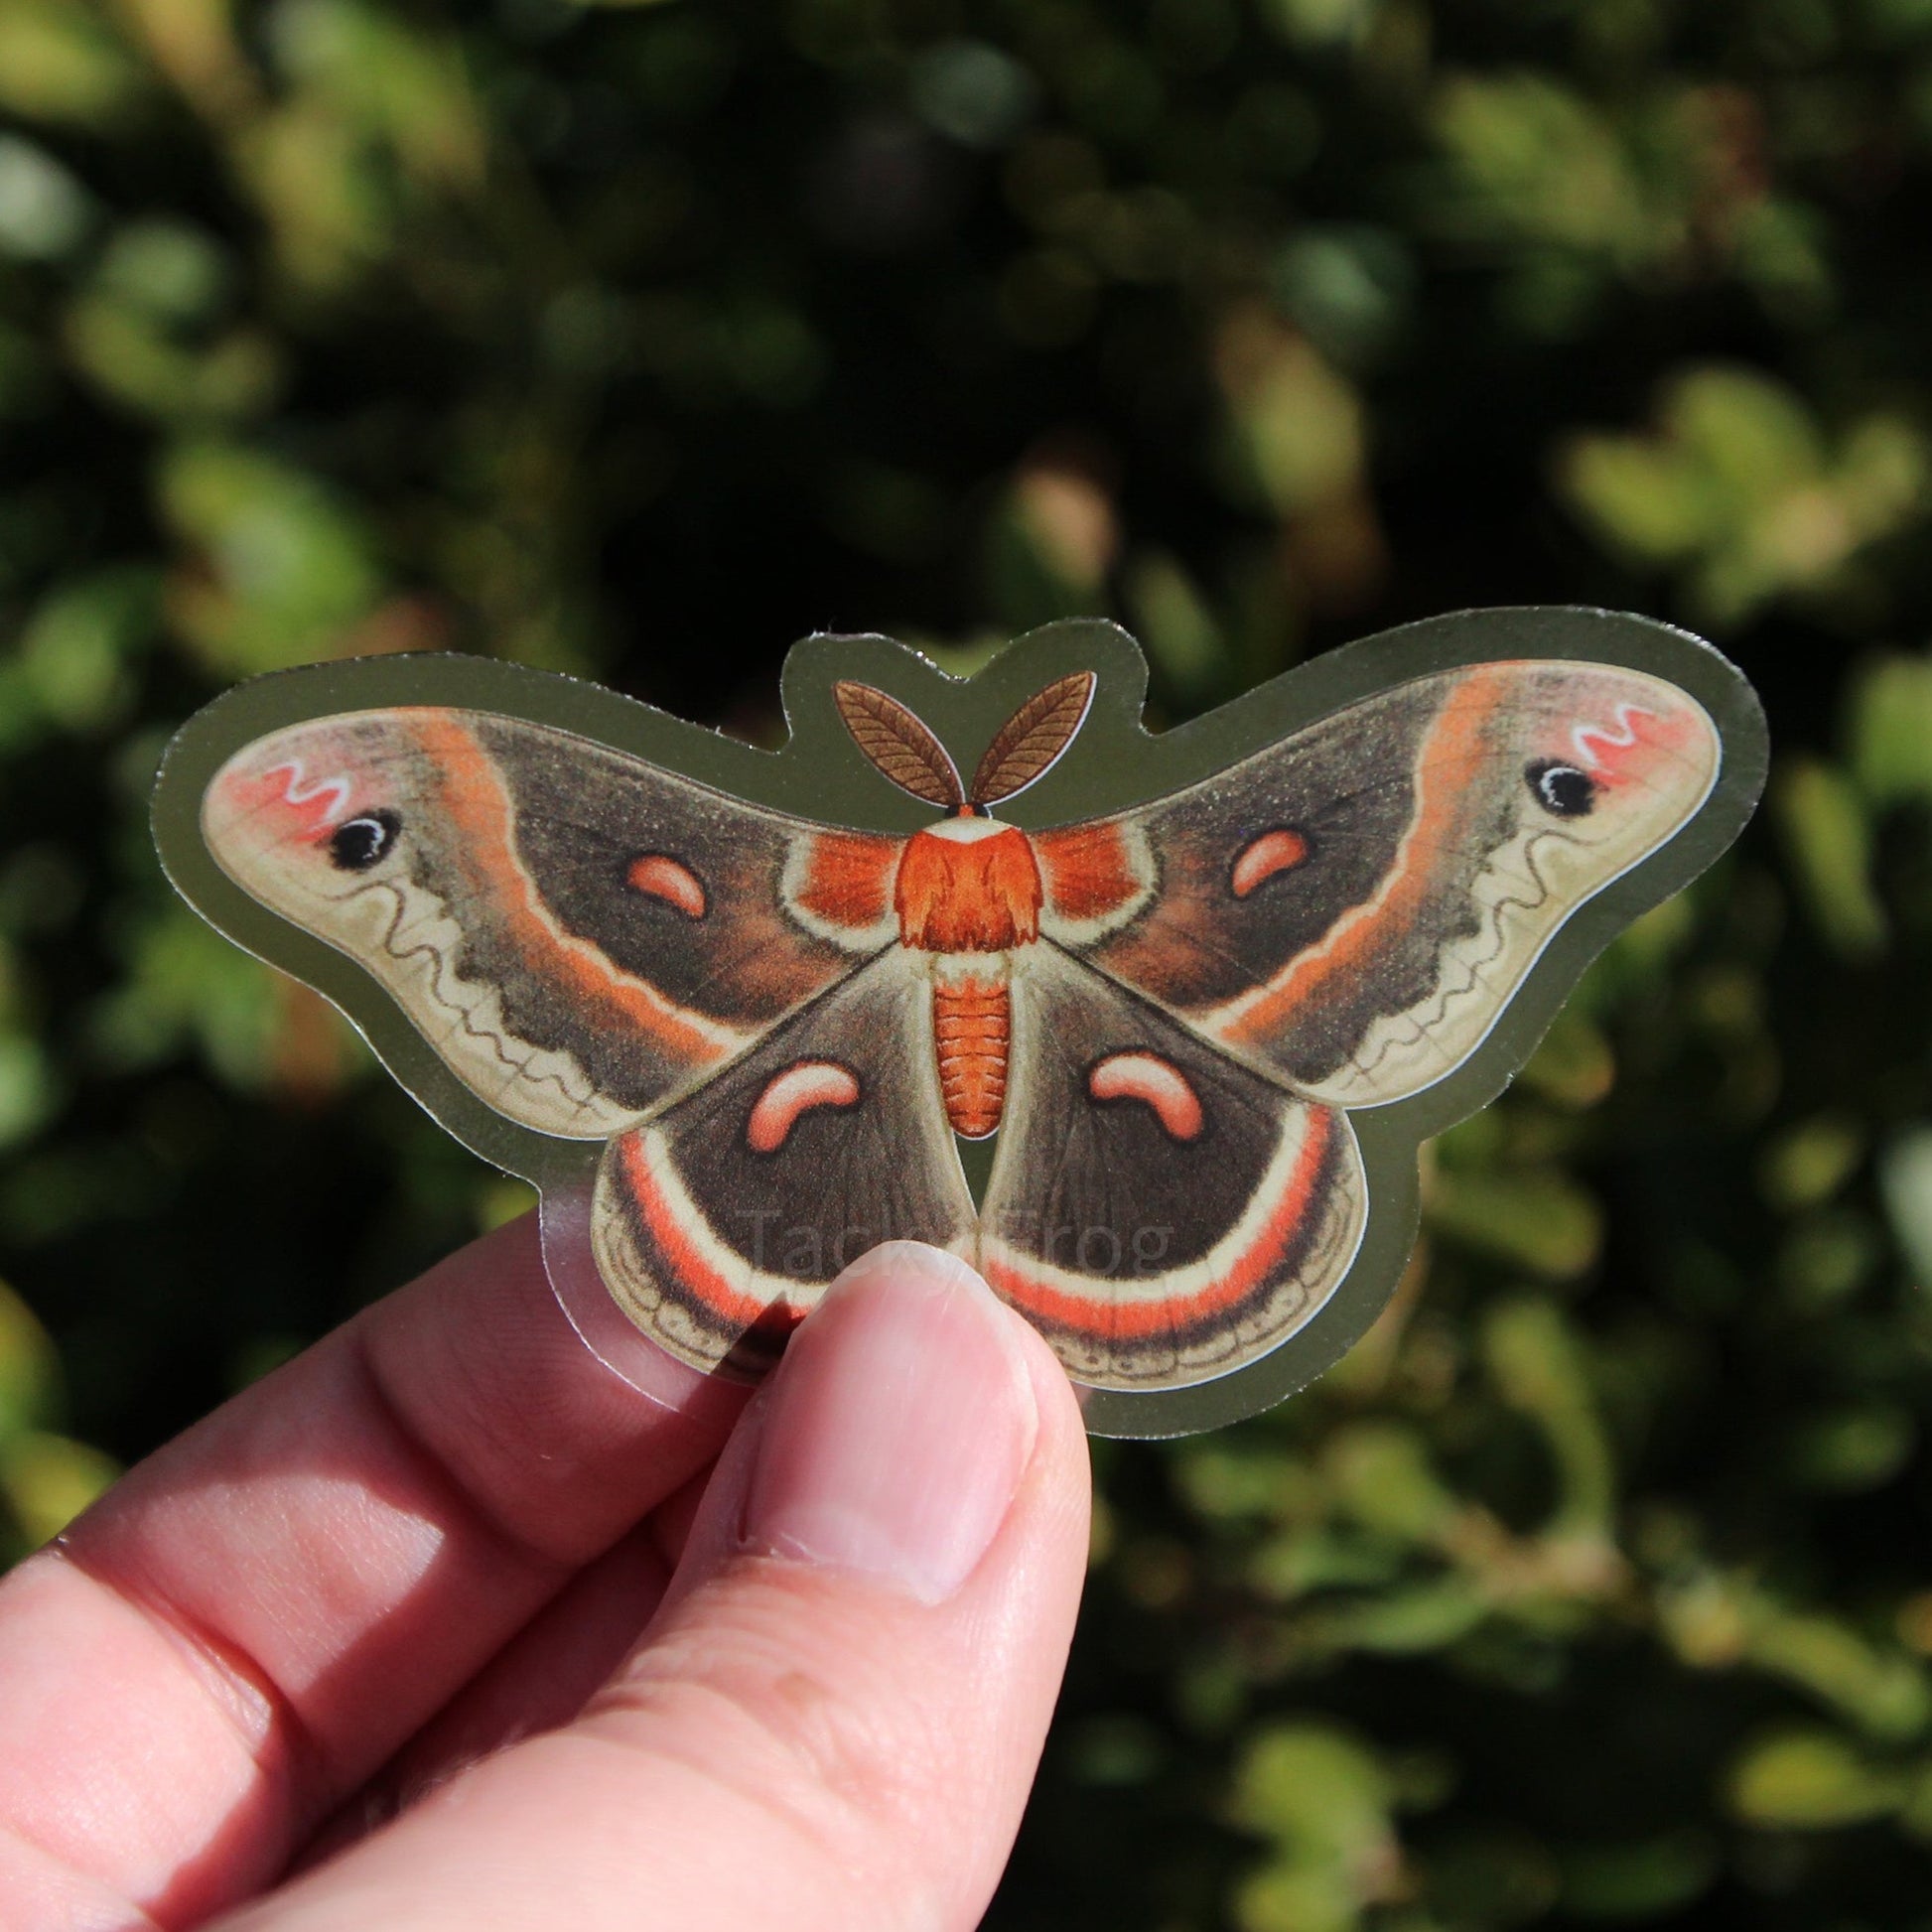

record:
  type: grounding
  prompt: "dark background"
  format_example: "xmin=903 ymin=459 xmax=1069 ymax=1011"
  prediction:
xmin=4 ymin=1 xmax=1932 ymax=1925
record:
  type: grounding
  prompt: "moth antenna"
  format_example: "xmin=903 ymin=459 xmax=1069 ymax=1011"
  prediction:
xmin=969 ymin=671 xmax=1097 ymax=807
xmin=833 ymin=681 xmax=965 ymax=809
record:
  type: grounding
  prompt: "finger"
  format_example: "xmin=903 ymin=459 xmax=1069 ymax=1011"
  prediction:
xmin=647 ymin=1463 xmax=713 ymax=1571
xmin=219 ymin=1243 xmax=1091 ymax=1932
xmin=304 ymin=1521 xmax=672 ymax=1868
xmin=0 ymin=1214 xmax=748 ymax=1929
xmin=305 ymin=1463 xmax=721 ymax=1870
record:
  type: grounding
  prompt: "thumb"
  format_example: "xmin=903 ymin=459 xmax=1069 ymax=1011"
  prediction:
xmin=222 ymin=1243 xmax=1091 ymax=1932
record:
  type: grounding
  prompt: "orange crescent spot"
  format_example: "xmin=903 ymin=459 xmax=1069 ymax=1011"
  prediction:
xmin=625 ymin=852 xmax=707 ymax=918
xmin=1231 ymin=828 xmax=1309 ymax=897
xmin=1088 ymin=1051 xmax=1204 ymax=1141
xmin=747 ymin=1060 xmax=862 ymax=1154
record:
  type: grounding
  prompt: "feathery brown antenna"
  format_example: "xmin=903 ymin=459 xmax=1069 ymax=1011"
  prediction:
xmin=833 ymin=681 xmax=964 ymax=808
xmin=969 ymin=672 xmax=1097 ymax=806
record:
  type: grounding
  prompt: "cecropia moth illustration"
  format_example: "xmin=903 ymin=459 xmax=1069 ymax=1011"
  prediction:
xmin=155 ymin=611 xmax=1766 ymax=1435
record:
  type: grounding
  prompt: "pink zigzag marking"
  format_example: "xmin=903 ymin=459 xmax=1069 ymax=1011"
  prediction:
xmin=1569 ymin=703 xmax=1657 ymax=772
xmin=261 ymin=758 xmax=353 ymax=830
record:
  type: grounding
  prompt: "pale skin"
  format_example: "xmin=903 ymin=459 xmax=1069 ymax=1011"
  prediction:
xmin=0 ymin=1226 xmax=1091 ymax=1931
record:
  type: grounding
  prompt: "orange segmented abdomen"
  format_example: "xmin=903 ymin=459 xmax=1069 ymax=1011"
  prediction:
xmin=933 ymin=977 xmax=1009 ymax=1139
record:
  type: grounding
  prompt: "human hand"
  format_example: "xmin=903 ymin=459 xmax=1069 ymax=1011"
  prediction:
xmin=0 ymin=1227 xmax=1090 ymax=1930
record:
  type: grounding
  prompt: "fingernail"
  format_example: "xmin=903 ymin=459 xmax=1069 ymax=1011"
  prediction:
xmin=740 ymin=1242 xmax=1037 ymax=1604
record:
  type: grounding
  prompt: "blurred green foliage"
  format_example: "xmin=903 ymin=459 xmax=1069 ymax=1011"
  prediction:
xmin=5 ymin=0 xmax=1932 ymax=1925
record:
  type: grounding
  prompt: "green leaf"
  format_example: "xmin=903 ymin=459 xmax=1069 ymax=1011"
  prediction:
xmin=1758 ymin=1113 xmax=1865 ymax=1212
xmin=1219 ymin=326 xmax=1366 ymax=517
xmin=1746 ymin=1606 xmax=1932 ymax=1739
xmin=1559 ymin=367 xmax=1928 ymax=622
xmin=1322 ymin=1422 xmax=1459 ymax=1544
xmin=0 ymin=1277 xmax=59 ymax=1438
xmin=1233 ymin=1722 xmax=1386 ymax=1832
xmin=1850 ymin=653 xmax=1932 ymax=808
xmin=0 ymin=0 xmax=147 ymax=128
xmin=1559 ymin=1833 xmax=1719 ymax=1921
xmin=1727 ymin=1729 xmax=1902 ymax=1829
xmin=1785 ymin=1403 xmax=1916 ymax=1494
xmin=1880 ymin=1127 xmax=1932 ymax=1286
xmin=1234 ymin=1862 xmax=1359 ymax=1932
xmin=1428 ymin=1171 xmax=1602 ymax=1278
xmin=155 ymin=441 xmax=382 ymax=673
xmin=1483 ymin=1298 xmax=1615 ymax=1532
xmin=1307 ymin=1579 xmax=1491 ymax=1654
xmin=1125 ymin=551 xmax=1228 ymax=700
xmin=1773 ymin=757 xmax=1887 ymax=960
xmin=18 ymin=568 xmax=156 ymax=731
xmin=1515 ymin=1012 xmax=1615 ymax=1110
xmin=0 ymin=134 xmax=93 ymax=260
xmin=0 ymin=1431 xmax=117 ymax=1546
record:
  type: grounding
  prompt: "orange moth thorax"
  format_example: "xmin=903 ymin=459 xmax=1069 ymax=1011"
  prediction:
xmin=894 ymin=814 xmax=1042 ymax=954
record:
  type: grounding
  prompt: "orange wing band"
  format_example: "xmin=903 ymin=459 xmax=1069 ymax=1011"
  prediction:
xmin=409 ymin=713 xmax=729 ymax=1068
xmin=1222 ymin=667 xmax=1514 ymax=1046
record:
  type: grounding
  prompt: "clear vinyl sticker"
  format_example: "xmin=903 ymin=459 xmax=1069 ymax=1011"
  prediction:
xmin=150 ymin=609 xmax=1768 ymax=1439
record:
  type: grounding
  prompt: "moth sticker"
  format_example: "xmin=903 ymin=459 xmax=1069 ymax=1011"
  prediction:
xmin=155 ymin=612 xmax=1766 ymax=1436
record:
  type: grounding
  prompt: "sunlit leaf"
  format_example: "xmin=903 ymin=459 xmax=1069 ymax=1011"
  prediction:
xmin=0 ymin=1431 xmax=118 ymax=1546
xmin=1727 ymin=1729 xmax=1901 ymax=1829
xmin=1773 ymin=756 xmax=1886 ymax=959
xmin=1428 ymin=1172 xmax=1602 ymax=1279
xmin=0 ymin=0 xmax=147 ymax=127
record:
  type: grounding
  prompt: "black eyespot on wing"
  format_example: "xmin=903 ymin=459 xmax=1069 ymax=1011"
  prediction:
xmin=1525 ymin=760 xmax=1594 ymax=818
xmin=328 ymin=810 xmax=401 ymax=871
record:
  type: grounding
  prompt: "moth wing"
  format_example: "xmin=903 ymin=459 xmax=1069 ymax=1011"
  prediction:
xmin=979 ymin=943 xmax=1365 ymax=1391
xmin=594 ymin=948 xmax=976 ymax=1377
xmin=1035 ymin=661 xmax=1720 ymax=1107
xmin=203 ymin=709 xmax=902 ymax=1137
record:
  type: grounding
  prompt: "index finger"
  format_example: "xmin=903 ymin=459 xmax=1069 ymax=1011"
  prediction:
xmin=0 ymin=1213 xmax=748 ymax=1928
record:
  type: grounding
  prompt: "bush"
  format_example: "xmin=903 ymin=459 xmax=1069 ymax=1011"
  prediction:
xmin=5 ymin=3 xmax=1932 ymax=1925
